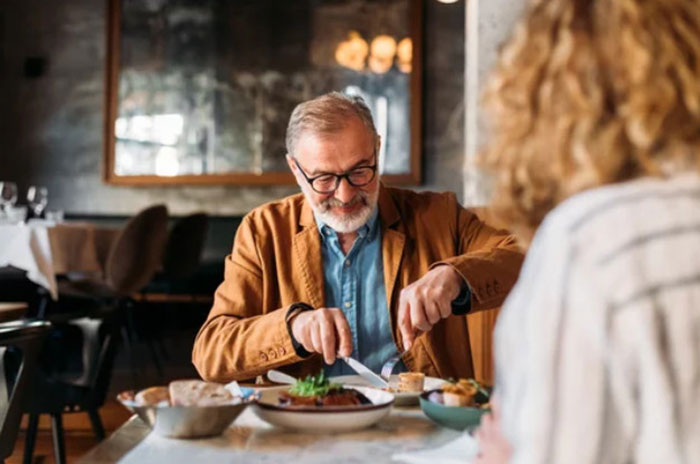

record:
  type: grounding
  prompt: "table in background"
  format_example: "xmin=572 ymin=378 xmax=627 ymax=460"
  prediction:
xmin=0 ymin=222 xmax=119 ymax=299
xmin=0 ymin=302 xmax=27 ymax=322
xmin=78 ymin=406 xmax=461 ymax=463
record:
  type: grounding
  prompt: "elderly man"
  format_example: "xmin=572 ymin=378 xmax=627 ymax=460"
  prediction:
xmin=193 ymin=92 xmax=523 ymax=382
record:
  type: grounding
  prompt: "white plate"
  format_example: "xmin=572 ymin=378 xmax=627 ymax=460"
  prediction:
xmin=331 ymin=374 xmax=446 ymax=406
xmin=251 ymin=385 xmax=394 ymax=433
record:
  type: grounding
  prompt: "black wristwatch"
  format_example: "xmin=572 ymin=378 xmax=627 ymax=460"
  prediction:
xmin=285 ymin=302 xmax=314 ymax=358
xmin=450 ymin=284 xmax=472 ymax=316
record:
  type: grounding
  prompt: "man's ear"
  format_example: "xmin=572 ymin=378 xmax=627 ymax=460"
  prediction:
xmin=286 ymin=154 xmax=297 ymax=173
xmin=286 ymin=154 xmax=304 ymax=188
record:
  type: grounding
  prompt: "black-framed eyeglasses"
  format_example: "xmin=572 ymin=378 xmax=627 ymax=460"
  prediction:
xmin=292 ymin=152 xmax=378 ymax=194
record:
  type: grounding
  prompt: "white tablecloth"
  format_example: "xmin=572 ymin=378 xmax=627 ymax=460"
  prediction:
xmin=392 ymin=432 xmax=479 ymax=464
xmin=113 ymin=408 xmax=462 ymax=464
xmin=0 ymin=223 xmax=57 ymax=298
xmin=0 ymin=222 xmax=119 ymax=300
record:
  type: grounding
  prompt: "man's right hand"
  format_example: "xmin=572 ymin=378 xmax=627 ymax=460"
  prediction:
xmin=290 ymin=307 xmax=353 ymax=365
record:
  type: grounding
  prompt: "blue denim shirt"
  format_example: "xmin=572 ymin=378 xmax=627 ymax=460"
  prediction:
xmin=315 ymin=209 xmax=404 ymax=377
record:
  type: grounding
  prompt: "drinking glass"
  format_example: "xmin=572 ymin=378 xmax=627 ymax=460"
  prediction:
xmin=0 ymin=182 xmax=18 ymax=217
xmin=27 ymin=185 xmax=48 ymax=218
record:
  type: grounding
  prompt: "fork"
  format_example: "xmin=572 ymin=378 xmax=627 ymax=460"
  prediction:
xmin=380 ymin=350 xmax=409 ymax=381
xmin=383 ymin=296 xmax=466 ymax=380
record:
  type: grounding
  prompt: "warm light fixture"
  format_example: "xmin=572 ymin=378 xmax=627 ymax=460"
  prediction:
xmin=369 ymin=35 xmax=397 ymax=74
xmin=335 ymin=31 xmax=369 ymax=72
xmin=335 ymin=32 xmax=412 ymax=74
xmin=370 ymin=35 xmax=397 ymax=60
xmin=436 ymin=0 xmax=459 ymax=3
xmin=396 ymin=37 xmax=412 ymax=73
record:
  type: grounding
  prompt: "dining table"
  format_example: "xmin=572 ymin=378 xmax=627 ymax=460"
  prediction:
xmin=0 ymin=220 xmax=120 ymax=300
xmin=78 ymin=405 xmax=466 ymax=463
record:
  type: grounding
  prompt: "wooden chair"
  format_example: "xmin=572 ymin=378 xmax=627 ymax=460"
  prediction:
xmin=135 ymin=213 xmax=209 ymax=370
xmin=53 ymin=204 xmax=169 ymax=378
xmin=162 ymin=213 xmax=209 ymax=282
xmin=54 ymin=204 xmax=169 ymax=302
xmin=22 ymin=309 xmax=121 ymax=464
xmin=0 ymin=320 xmax=50 ymax=464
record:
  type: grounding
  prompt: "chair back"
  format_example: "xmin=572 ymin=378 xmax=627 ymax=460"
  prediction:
xmin=0 ymin=320 xmax=50 ymax=461
xmin=162 ymin=213 xmax=209 ymax=280
xmin=105 ymin=205 xmax=168 ymax=295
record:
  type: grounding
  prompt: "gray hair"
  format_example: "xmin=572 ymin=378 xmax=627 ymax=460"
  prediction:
xmin=285 ymin=91 xmax=378 ymax=156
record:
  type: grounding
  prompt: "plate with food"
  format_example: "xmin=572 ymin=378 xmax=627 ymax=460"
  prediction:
xmin=331 ymin=372 xmax=446 ymax=406
xmin=118 ymin=379 xmax=255 ymax=438
xmin=419 ymin=378 xmax=491 ymax=430
xmin=251 ymin=373 xmax=394 ymax=433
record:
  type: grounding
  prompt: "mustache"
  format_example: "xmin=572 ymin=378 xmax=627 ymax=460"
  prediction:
xmin=320 ymin=193 xmax=367 ymax=210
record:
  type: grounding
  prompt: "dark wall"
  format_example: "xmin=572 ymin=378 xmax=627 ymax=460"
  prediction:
xmin=0 ymin=0 xmax=464 ymax=216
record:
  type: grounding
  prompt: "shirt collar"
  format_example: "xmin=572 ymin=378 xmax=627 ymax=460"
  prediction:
xmin=315 ymin=206 xmax=380 ymax=241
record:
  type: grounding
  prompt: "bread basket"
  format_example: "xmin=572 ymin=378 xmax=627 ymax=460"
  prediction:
xmin=117 ymin=385 xmax=256 ymax=438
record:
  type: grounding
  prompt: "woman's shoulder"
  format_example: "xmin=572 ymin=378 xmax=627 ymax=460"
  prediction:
xmin=539 ymin=174 xmax=700 ymax=239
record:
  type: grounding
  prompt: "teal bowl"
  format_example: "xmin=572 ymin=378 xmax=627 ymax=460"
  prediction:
xmin=419 ymin=389 xmax=489 ymax=431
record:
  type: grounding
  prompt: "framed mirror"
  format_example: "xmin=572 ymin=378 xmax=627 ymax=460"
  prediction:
xmin=104 ymin=0 xmax=423 ymax=186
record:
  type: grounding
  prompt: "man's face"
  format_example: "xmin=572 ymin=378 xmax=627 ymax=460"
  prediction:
xmin=287 ymin=116 xmax=380 ymax=233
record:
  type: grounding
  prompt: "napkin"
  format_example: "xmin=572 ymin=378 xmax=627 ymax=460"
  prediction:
xmin=392 ymin=432 xmax=479 ymax=464
xmin=224 ymin=380 xmax=257 ymax=401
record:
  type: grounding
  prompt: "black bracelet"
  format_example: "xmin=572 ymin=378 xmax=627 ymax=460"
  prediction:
xmin=285 ymin=302 xmax=314 ymax=358
xmin=450 ymin=285 xmax=472 ymax=316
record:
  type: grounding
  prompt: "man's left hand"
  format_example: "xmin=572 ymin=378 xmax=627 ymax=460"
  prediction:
xmin=397 ymin=265 xmax=465 ymax=350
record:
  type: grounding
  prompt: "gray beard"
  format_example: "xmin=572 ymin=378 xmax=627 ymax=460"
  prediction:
xmin=303 ymin=185 xmax=379 ymax=233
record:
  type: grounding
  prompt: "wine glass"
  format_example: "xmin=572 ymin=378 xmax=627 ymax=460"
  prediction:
xmin=0 ymin=182 xmax=18 ymax=217
xmin=27 ymin=185 xmax=48 ymax=218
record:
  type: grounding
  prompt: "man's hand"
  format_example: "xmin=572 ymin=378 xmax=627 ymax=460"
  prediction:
xmin=397 ymin=265 xmax=465 ymax=350
xmin=290 ymin=307 xmax=353 ymax=364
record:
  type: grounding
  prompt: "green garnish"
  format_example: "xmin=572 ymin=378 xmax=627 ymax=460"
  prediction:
xmin=468 ymin=378 xmax=490 ymax=399
xmin=289 ymin=372 xmax=342 ymax=397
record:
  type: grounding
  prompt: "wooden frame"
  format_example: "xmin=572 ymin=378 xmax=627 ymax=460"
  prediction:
xmin=103 ymin=0 xmax=423 ymax=186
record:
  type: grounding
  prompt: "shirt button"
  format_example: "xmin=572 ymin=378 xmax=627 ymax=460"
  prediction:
xmin=344 ymin=301 xmax=351 ymax=308
xmin=278 ymin=346 xmax=286 ymax=356
xmin=345 ymin=260 xmax=351 ymax=267
xmin=259 ymin=352 xmax=268 ymax=362
xmin=268 ymin=349 xmax=277 ymax=359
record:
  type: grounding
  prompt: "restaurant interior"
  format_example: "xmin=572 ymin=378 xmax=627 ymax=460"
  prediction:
xmin=0 ymin=0 xmax=525 ymax=462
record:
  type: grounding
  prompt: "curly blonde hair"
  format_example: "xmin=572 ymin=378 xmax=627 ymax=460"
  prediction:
xmin=482 ymin=0 xmax=700 ymax=242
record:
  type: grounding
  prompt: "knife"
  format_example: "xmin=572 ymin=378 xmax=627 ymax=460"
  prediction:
xmin=340 ymin=356 xmax=389 ymax=388
xmin=267 ymin=369 xmax=297 ymax=385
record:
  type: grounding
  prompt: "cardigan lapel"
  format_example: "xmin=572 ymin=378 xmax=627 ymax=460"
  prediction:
xmin=378 ymin=185 xmax=405 ymax=316
xmin=292 ymin=198 xmax=325 ymax=308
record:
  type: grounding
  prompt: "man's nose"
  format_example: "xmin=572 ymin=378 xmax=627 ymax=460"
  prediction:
xmin=334 ymin=177 xmax=356 ymax=204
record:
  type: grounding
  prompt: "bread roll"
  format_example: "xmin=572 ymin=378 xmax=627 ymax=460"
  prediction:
xmin=441 ymin=381 xmax=477 ymax=407
xmin=398 ymin=372 xmax=425 ymax=392
xmin=443 ymin=391 xmax=471 ymax=407
xmin=135 ymin=386 xmax=170 ymax=406
xmin=168 ymin=379 xmax=234 ymax=406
